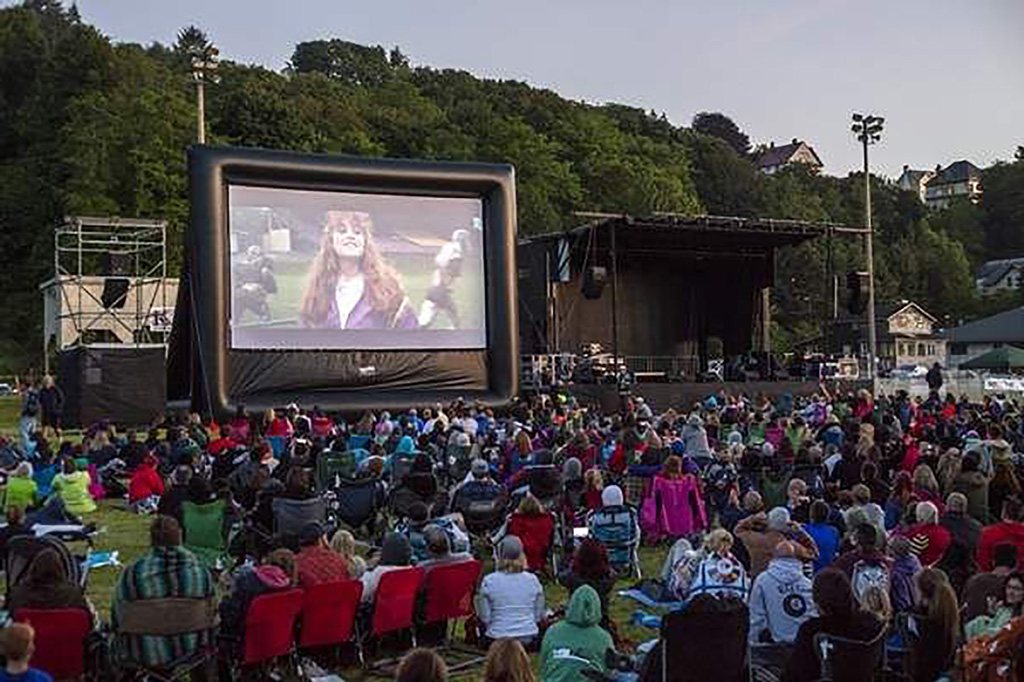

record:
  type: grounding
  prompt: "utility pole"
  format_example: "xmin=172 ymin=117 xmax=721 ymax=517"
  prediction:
xmin=851 ymin=113 xmax=884 ymax=380
xmin=191 ymin=49 xmax=219 ymax=144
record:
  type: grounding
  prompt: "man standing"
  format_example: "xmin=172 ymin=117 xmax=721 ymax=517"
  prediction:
xmin=38 ymin=375 xmax=63 ymax=439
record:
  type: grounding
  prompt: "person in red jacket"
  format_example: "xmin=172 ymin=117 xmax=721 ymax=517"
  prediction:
xmin=899 ymin=501 xmax=952 ymax=567
xmin=128 ymin=453 xmax=165 ymax=513
xmin=977 ymin=496 xmax=1024 ymax=572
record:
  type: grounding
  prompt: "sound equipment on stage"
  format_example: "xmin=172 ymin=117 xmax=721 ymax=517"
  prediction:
xmin=582 ymin=265 xmax=608 ymax=299
xmin=846 ymin=271 xmax=869 ymax=315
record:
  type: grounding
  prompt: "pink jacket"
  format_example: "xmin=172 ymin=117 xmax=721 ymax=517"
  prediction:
xmin=641 ymin=474 xmax=707 ymax=538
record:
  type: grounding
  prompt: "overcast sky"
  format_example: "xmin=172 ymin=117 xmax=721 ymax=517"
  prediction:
xmin=53 ymin=0 xmax=1024 ymax=177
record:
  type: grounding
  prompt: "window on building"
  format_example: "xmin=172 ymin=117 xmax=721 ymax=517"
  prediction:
xmin=917 ymin=343 xmax=926 ymax=356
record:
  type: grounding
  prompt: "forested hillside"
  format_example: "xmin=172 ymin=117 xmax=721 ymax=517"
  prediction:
xmin=1 ymin=1 xmax=1021 ymax=370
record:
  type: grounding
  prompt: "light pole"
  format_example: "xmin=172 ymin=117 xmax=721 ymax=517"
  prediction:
xmin=851 ymin=113 xmax=883 ymax=381
xmin=191 ymin=49 xmax=219 ymax=144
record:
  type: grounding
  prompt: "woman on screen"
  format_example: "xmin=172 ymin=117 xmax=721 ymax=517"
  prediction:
xmin=299 ymin=210 xmax=419 ymax=329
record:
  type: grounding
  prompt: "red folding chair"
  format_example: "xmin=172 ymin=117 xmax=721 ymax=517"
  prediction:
xmin=366 ymin=567 xmax=424 ymax=666
xmin=298 ymin=580 xmax=364 ymax=663
xmin=420 ymin=560 xmax=482 ymax=634
xmin=13 ymin=608 xmax=91 ymax=681
xmin=419 ymin=560 xmax=485 ymax=671
xmin=241 ymin=589 xmax=304 ymax=672
xmin=508 ymin=511 xmax=556 ymax=573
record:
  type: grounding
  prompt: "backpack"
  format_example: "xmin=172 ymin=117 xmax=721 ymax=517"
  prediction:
xmin=684 ymin=552 xmax=749 ymax=601
xmin=850 ymin=558 xmax=890 ymax=604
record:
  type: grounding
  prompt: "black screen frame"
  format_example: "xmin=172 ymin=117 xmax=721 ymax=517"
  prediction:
xmin=187 ymin=145 xmax=518 ymax=416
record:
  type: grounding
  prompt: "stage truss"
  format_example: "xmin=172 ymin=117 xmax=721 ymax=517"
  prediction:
xmin=41 ymin=216 xmax=175 ymax=370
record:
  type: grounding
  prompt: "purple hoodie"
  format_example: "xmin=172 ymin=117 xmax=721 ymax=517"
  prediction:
xmin=890 ymin=554 xmax=921 ymax=613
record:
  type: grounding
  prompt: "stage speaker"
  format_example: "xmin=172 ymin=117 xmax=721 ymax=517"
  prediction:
xmin=101 ymin=278 xmax=130 ymax=309
xmin=582 ymin=266 xmax=608 ymax=299
xmin=846 ymin=271 xmax=869 ymax=315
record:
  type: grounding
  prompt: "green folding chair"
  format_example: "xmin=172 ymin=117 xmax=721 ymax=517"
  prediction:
xmin=182 ymin=499 xmax=229 ymax=571
xmin=316 ymin=452 xmax=357 ymax=490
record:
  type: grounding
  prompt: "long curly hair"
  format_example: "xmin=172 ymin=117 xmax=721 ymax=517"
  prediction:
xmin=299 ymin=211 xmax=406 ymax=326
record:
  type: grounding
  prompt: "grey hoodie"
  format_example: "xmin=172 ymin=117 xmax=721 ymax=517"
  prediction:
xmin=748 ymin=557 xmax=817 ymax=644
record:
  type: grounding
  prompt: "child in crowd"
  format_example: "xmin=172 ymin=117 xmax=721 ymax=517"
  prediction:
xmin=0 ymin=623 xmax=53 ymax=682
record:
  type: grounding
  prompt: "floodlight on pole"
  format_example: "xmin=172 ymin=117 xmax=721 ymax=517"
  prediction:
xmin=190 ymin=46 xmax=219 ymax=144
xmin=851 ymin=112 xmax=884 ymax=382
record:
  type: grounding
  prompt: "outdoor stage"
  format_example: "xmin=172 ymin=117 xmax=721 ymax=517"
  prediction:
xmin=517 ymin=214 xmax=835 ymax=373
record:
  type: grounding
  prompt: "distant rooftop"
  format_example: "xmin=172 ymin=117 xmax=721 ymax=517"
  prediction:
xmin=926 ymin=160 xmax=982 ymax=187
xmin=977 ymin=257 xmax=1024 ymax=287
xmin=755 ymin=139 xmax=822 ymax=169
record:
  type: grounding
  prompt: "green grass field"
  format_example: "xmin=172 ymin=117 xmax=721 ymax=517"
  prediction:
xmin=0 ymin=396 xmax=670 ymax=678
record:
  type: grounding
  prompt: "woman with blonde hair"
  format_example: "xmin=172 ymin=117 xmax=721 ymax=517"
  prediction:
xmin=299 ymin=209 xmax=418 ymax=329
xmin=483 ymin=638 xmax=535 ymax=682
xmin=475 ymin=536 xmax=545 ymax=646
xmin=912 ymin=464 xmax=944 ymax=511
xmin=329 ymin=528 xmax=367 ymax=579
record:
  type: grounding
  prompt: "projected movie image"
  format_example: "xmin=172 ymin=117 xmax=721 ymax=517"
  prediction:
xmin=229 ymin=186 xmax=487 ymax=350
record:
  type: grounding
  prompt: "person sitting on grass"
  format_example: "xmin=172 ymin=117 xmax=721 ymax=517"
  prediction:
xmin=0 ymin=622 xmax=53 ymax=682
xmin=51 ymin=457 xmax=96 ymax=515
xmin=5 ymin=462 xmax=38 ymax=514
xmin=128 ymin=453 xmax=165 ymax=514
xmin=539 ymin=585 xmax=613 ymax=682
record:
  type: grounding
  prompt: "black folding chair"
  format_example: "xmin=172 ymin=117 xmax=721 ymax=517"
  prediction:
xmin=812 ymin=626 xmax=886 ymax=682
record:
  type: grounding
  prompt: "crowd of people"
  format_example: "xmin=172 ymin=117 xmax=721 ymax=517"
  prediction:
xmin=0 ymin=382 xmax=1023 ymax=681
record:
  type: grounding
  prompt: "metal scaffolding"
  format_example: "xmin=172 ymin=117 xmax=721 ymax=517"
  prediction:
xmin=42 ymin=216 xmax=174 ymax=372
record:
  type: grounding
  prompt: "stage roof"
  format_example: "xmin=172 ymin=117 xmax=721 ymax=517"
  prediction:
xmin=521 ymin=214 xmax=834 ymax=254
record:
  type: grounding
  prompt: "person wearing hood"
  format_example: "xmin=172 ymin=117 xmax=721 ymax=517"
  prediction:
xmin=749 ymin=541 xmax=817 ymax=673
xmin=681 ymin=413 xmax=712 ymax=460
xmin=218 ymin=548 xmax=296 ymax=641
xmin=539 ymin=585 xmax=613 ymax=682
xmin=361 ymin=532 xmax=414 ymax=603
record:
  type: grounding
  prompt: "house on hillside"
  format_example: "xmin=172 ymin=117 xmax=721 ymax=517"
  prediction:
xmin=976 ymin=258 xmax=1024 ymax=296
xmin=897 ymin=165 xmax=936 ymax=204
xmin=828 ymin=300 xmax=946 ymax=372
xmin=755 ymin=139 xmax=823 ymax=175
xmin=924 ymin=160 xmax=982 ymax=209
xmin=947 ymin=306 xmax=1024 ymax=368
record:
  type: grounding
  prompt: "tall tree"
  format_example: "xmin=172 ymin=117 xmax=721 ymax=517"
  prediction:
xmin=691 ymin=111 xmax=751 ymax=156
